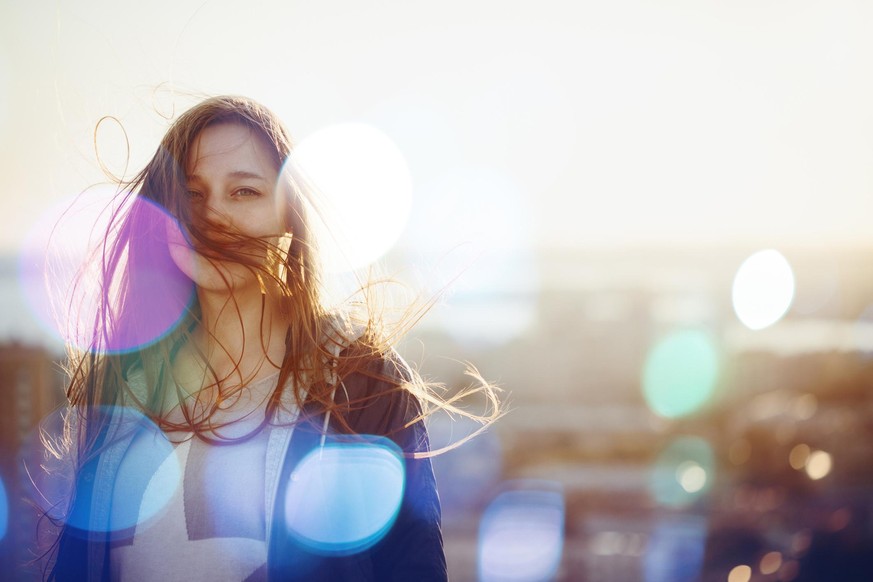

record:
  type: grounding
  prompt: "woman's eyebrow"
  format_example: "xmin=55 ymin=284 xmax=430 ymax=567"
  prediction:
xmin=186 ymin=170 xmax=268 ymax=182
xmin=226 ymin=170 xmax=267 ymax=181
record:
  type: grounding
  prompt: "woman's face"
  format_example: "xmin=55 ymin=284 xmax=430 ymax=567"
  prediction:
xmin=167 ymin=122 xmax=286 ymax=293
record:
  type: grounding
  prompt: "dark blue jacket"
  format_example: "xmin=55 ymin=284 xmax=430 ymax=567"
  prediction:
xmin=49 ymin=353 xmax=448 ymax=581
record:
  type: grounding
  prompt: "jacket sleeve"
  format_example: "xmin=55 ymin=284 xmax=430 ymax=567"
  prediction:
xmin=344 ymin=352 xmax=448 ymax=582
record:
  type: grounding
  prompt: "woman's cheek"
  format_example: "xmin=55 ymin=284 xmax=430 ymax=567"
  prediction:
xmin=165 ymin=217 xmax=197 ymax=281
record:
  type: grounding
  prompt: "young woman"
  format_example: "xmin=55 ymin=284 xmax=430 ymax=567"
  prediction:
xmin=40 ymin=96 xmax=497 ymax=581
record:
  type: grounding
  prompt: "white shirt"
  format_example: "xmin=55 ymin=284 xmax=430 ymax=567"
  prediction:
xmin=110 ymin=372 xmax=285 ymax=582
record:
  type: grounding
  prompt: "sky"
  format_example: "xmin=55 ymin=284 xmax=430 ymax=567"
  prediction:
xmin=2 ymin=0 xmax=873 ymax=263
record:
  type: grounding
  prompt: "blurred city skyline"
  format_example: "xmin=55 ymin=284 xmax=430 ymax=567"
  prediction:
xmin=5 ymin=240 xmax=873 ymax=580
xmin=6 ymin=244 xmax=873 ymax=354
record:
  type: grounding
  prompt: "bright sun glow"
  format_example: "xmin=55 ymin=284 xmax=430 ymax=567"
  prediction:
xmin=805 ymin=450 xmax=832 ymax=480
xmin=732 ymin=249 xmax=795 ymax=330
xmin=676 ymin=461 xmax=707 ymax=493
xmin=289 ymin=123 xmax=412 ymax=273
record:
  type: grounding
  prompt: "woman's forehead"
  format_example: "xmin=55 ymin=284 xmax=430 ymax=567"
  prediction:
xmin=186 ymin=123 xmax=278 ymax=177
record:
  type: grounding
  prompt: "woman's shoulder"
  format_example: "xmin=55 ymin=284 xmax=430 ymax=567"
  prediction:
xmin=321 ymin=311 xmax=410 ymax=389
xmin=330 ymin=338 xmax=423 ymax=439
xmin=339 ymin=343 xmax=413 ymax=397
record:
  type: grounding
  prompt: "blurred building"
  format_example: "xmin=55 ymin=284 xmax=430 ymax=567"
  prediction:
xmin=0 ymin=343 xmax=65 ymax=578
xmin=406 ymin=247 xmax=873 ymax=581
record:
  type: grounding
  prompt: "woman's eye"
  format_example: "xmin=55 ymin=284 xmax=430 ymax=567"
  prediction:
xmin=234 ymin=188 xmax=260 ymax=198
xmin=187 ymin=190 xmax=204 ymax=200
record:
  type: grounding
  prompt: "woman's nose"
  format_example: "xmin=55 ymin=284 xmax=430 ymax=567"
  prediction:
xmin=201 ymin=199 xmax=233 ymax=227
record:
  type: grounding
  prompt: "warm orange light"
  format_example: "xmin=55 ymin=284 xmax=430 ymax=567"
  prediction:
xmin=727 ymin=564 xmax=752 ymax=582
xmin=759 ymin=551 xmax=782 ymax=575
xmin=793 ymin=394 xmax=818 ymax=420
xmin=788 ymin=444 xmax=810 ymax=470
xmin=805 ymin=450 xmax=832 ymax=480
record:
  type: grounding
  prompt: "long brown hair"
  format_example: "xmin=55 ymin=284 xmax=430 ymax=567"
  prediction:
xmin=61 ymin=95 xmax=499 ymax=460
xmin=37 ymin=94 xmax=501 ymax=579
